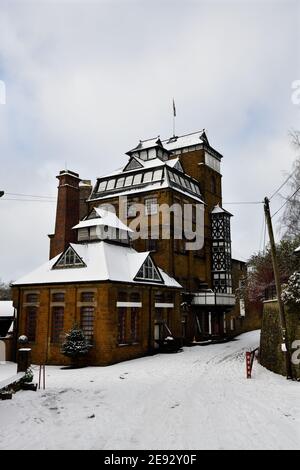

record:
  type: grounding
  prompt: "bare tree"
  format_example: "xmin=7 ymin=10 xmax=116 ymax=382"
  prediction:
xmin=281 ymin=131 xmax=300 ymax=239
xmin=0 ymin=280 xmax=12 ymax=300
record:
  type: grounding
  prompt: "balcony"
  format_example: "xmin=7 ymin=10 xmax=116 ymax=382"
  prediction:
xmin=192 ymin=291 xmax=236 ymax=307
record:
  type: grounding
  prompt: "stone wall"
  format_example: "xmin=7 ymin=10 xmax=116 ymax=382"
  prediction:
xmin=260 ymin=300 xmax=300 ymax=379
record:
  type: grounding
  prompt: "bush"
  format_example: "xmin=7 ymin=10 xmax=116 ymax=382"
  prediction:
xmin=282 ymin=272 xmax=300 ymax=306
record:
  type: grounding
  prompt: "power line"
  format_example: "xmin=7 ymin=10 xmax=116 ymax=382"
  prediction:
xmin=6 ymin=192 xmax=56 ymax=199
xmin=0 ymin=198 xmax=56 ymax=203
xmin=223 ymin=201 xmax=263 ymax=205
xmin=272 ymin=185 xmax=300 ymax=219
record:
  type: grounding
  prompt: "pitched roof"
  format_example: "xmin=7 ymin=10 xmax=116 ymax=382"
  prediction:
xmin=0 ymin=301 xmax=14 ymax=318
xmin=13 ymin=242 xmax=182 ymax=288
xmin=126 ymin=137 xmax=168 ymax=155
xmin=72 ymin=208 xmax=134 ymax=232
xmin=211 ymin=204 xmax=233 ymax=217
xmin=163 ymin=131 xmax=205 ymax=151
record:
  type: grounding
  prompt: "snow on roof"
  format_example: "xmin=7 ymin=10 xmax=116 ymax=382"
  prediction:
xmin=13 ymin=242 xmax=182 ymax=289
xmin=127 ymin=137 xmax=166 ymax=154
xmin=0 ymin=301 xmax=14 ymax=318
xmin=100 ymin=156 xmax=181 ymax=179
xmin=163 ymin=131 xmax=205 ymax=151
xmin=73 ymin=208 xmax=134 ymax=232
xmin=211 ymin=204 xmax=233 ymax=217
xmin=90 ymin=179 xmax=204 ymax=204
xmin=295 ymin=246 xmax=300 ymax=253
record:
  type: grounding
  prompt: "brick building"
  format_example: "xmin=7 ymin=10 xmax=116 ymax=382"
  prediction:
xmin=12 ymin=129 xmax=261 ymax=365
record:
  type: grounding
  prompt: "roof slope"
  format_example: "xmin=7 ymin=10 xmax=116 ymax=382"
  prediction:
xmin=13 ymin=242 xmax=182 ymax=288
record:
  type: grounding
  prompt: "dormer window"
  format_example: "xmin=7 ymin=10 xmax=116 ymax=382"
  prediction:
xmin=54 ymin=247 xmax=86 ymax=269
xmin=135 ymin=256 xmax=162 ymax=282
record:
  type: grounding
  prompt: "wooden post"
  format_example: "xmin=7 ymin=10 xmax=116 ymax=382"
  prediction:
xmin=264 ymin=197 xmax=293 ymax=379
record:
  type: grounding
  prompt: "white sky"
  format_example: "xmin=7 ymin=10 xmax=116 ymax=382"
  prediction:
xmin=0 ymin=0 xmax=299 ymax=282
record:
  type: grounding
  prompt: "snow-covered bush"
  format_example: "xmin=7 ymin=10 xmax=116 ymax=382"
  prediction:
xmin=21 ymin=368 xmax=34 ymax=384
xmin=281 ymin=272 xmax=300 ymax=306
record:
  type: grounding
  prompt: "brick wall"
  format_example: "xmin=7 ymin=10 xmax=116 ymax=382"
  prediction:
xmin=13 ymin=282 xmax=181 ymax=366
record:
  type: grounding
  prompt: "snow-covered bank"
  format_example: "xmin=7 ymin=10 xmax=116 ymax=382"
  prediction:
xmin=0 ymin=331 xmax=299 ymax=450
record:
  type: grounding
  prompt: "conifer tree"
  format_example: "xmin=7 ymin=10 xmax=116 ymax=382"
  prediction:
xmin=61 ymin=325 xmax=90 ymax=366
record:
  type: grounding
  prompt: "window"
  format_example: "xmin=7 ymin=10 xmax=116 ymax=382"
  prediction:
xmin=168 ymin=171 xmax=176 ymax=183
xmin=130 ymin=292 xmax=141 ymax=302
xmin=26 ymin=307 xmax=37 ymax=342
xmin=116 ymin=177 xmax=125 ymax=188
xmin=133 ymin=173 xmax=143 ymax=185
xmin=51 ymin=307 xmax=64 ymax=344
xmin=106 ymin=179 xmax=116 ymax=190
xmin=143 ymin=171 xmax=153 ymax=184
xmin=127 ymin=201 xmax=137 ymax=218
xmin=118 ymin=308 xmax=126 ymax=344
xmin=26 ymin=293 xmax=39 ymax=303
xmin=98 ymin=180 xmax=107 ymax=192
xmin=54 ymin=247 xmax=85 ymax=269
xmin=136 ymin=256 xmax=161 ymax=281
xmin=152 ymin=169 xmax=163 ymax=181
xmin=130 ymin=309 xmax=139 ymax=342
xmin=205 ymin=152 xmax=221 ymax=173
xmin=124 ymin=175 xmax=134 ymax=187
xmin=145 ymin=198 xmax=158 ymax=216
xmin=81 ymin=307 xmax=95 ymax=343
xmin=78 ymin=228 xmax=89 ymax=242
xmin=52 ymin=292 xmax=65 ymax=302
xmin=81 ymin=292 xmax=95 ymax=302
xmin=118 ymin=292 xmax=127 ymax=302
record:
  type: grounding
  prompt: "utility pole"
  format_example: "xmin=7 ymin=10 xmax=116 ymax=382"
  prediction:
xmin=264 ymin=197 xmax=293 ymax=379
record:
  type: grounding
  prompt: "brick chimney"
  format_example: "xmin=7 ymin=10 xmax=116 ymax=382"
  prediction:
xmin=79 ymin=180 xmax=93 ymax=220
xmin=49 ymin=170 xmax=81 ymax=259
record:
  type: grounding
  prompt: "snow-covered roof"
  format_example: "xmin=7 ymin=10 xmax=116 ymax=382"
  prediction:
xmin=0 ymin=301 xmax=14 ymax=318
xmin=127 ymin=137 xmax=167 ymax=154
xmin=73 ymin=208 xmax=134 ymax=232
xmin=211 ymin=204 xmax=233 ymax=217
xmin=13 ymin=242 xmax=182 ymax=289
xmin=101 ymin=156 xmax=182 ymax=179
xmin=295 ymin=246 xmax=300 ymax=254
xmin=163 ymin=131 xmax=205 ymax=151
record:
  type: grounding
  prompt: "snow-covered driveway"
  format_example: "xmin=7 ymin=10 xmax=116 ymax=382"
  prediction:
xmin=0 ymin=331 xmax=299 ymax=450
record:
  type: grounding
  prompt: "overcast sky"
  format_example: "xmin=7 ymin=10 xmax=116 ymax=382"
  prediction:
xmin=0 ymin=0 xmax=299 ymax=282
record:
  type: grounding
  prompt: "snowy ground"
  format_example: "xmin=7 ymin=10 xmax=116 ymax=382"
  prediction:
xmin=0 ymin=331 xmax=299 ymax=450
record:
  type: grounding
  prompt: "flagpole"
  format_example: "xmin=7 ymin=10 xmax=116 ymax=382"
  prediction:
xmin=172 ymin=98 xmax=176 ymax=137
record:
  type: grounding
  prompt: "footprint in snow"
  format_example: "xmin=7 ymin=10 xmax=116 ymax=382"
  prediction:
xmin=170 ymin=403 xmax=180 ymax=409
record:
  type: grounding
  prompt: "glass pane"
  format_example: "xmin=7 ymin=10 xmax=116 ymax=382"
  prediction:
xmin=133 ymin=173 xmax=143 ymax=185
xmin=143 ymin=172 xmax=153 ymax=183
xmin=98 ymin=180 xmax=107 ymax=191
xmin=106 ymin=179 xmax=116 ymax=190
xmin=116 ymin=177 xmax=125 ymax=188
xmin=152 ymin=169 xmax=163 ymax=181
xmin=124 ymin=175 xmax=134 ymax=186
